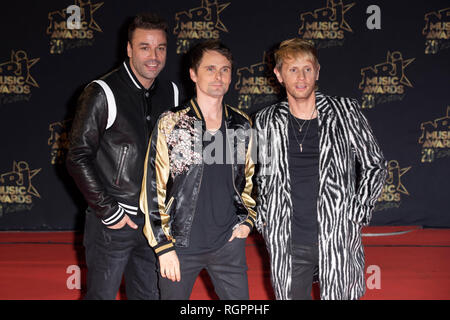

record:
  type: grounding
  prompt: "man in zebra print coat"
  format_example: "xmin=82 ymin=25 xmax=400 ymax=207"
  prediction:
xmin=254 ymin=39 xmax=387 ymax=300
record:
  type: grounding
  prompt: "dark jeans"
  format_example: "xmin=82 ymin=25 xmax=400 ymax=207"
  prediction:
xmin=159 ymin=237 xmax=249 ymax=300
xmin=291 ymin=243 xmax=319 ymax=300
xmin=83 ymin=208 xmax=159 ymax=300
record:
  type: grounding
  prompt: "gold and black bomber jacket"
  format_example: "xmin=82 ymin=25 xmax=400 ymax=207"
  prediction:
xmin=140 ymin=99 xmax=256 ymax=256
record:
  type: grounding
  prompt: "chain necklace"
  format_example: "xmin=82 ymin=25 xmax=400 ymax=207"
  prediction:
xmin=290 ymin=113 xmax=306 ymax=133
xmin=289 ymin=107 xmax=317 ymax=152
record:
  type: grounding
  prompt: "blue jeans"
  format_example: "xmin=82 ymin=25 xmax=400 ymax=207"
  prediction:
xmin=83 ymin=208 xmax=159 ymax=300
xmin=159 ymin=237 xmax=249 ymax=300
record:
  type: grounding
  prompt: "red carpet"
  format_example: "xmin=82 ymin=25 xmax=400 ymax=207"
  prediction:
xmin=0 ymin=227 xmax=449 ymax=300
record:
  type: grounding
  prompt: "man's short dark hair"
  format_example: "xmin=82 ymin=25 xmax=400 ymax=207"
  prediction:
xmin=189 ymin=40 xmax=233 ymax=72
xmin=128 ymin=13 xmax=168 ymax=43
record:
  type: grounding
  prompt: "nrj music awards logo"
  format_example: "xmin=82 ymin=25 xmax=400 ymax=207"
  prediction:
xmin=46 ymin=0 xmax=104 ymax=54
xmin=419 ymin=106 xmax=450 ymax=163
xmin=358 ymin=51 xmax=415 ymax=109
xmin=173 ymin=0 xmax=230 ymax=54
xmin=0 ymin=50 xmax=39 ymax=105
xmin=0 ymin=161 xmax=41 ymax=217
xmin=423 ymin=7 xmax=450 ymax=54
xmin=48 ymin=119 xmax=72 ymax=165
xmin=234 ymin=52 xmax=280 ymax=111
xmin=298 ymin=0 xmax=355 ymax=49
xmin=375 ymin=160 xmax=411 ymax=212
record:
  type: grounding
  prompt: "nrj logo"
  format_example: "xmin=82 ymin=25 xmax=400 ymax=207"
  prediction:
xmin=173 ymin=0 xmax=230 ymax=54
xmin=46 ymin=0 xmax=103 ymax=54
xmin=359 ymin=51 xmax=414 ymax=109
xmin=298 ymin=0 xmax=355 ymax=49
xmin=423 ymin=7 xmax=450 ymax=54
xmin=375 ymin=160 xmax=411 ymax=212
xmin=0 ymin=50 xmax=39 ymax=105
xmin=0 ymin=161 xmax=41 ymax=216
xmin=234 ymin=52 xmax=280 ymax=111
xmin=419 ymin=106 xmax=450 ymax=163
xmin=48 ymin=119 xmax=72 ymax=165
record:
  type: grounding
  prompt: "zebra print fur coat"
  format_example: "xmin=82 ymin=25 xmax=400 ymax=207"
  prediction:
xmin=254 ymin=91 xmax=387 ymax=300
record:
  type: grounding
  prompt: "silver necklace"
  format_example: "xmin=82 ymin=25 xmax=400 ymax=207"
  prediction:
xmin=290 ymin=107 xmax=317 ymax=132
xmin=291 ymin=113 xmax=308 ymax=133
xmin=289 ymin=107 xmax=317 ymax=152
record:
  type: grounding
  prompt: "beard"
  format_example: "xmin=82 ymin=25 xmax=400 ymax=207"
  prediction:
xmin=206 ymin=82 xmax=229 ymax=97
xmin=285 ymin=82 xmax=316 ymax=101
xmin=132 ymin=58 xmax=165 ymax=83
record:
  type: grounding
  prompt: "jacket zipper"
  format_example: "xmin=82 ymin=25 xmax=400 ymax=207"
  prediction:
xmin=225 ymin=120 xmax=250 ymax=217
xmin=186 ymin=123 xmax=204 ymax=245
xmin=115 ymin=145 xmax=129 ymax=185
xmin=165 ymin=196 xmax=174 ymax=214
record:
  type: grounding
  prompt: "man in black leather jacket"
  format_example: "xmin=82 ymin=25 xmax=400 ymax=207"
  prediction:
xmin=140 ymin=40 xmax=256 ymax=299
xmin=66 ymin=13 xmax=181 ymax=300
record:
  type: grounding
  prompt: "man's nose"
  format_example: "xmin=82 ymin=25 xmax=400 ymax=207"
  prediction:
xmin=298 ymin=71 xmax=306 ymax=80
xmin=148 ymin=48 xmax=157 ymax=59
xmin=214 ymin=70 xmax=222 ymax=80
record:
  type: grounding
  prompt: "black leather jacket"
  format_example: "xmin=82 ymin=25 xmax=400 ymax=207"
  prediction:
xmin=140 ymin=99 xmax=257 ymax=256
xmin=66 ymin=60 xmax=179 ymax=226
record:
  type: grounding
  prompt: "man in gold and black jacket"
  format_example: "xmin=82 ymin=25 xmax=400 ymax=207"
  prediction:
xmin=140 ymin=40 xmax=256 ymax=300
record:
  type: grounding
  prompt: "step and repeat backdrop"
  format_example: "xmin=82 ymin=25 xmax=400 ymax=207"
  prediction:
xmin=0 ymin=0 xmax=449 ymax=230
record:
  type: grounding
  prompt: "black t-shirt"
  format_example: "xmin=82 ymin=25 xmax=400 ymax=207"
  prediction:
xmin=177 ymin=114 xmax=238 ymax=255
xmin=287 ymin=114 xmax=320 ymax=245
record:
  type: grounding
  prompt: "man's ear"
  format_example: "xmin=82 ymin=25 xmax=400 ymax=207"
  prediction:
xmin=273 ymin=67 xmax=283 ymax=85
xmin=127 ymin=41 xmax=132 ymax=59
xmin=189 ymin=68 xmax=197 ymax=83
xmin=315 ymin=64 xmax=320 ymax=81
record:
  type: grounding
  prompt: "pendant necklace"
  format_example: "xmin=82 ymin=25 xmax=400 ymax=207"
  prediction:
xmin=289 ymin=107 xmax=317 ymax=152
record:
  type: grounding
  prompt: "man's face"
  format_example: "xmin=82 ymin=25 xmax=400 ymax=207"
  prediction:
xmin=274 ymin=54 xmax=320 ymax=102
xmin=189 ymin=50 xmax=232 ymax=99
xmin=127 ymin=28 xmax=167 ymax=88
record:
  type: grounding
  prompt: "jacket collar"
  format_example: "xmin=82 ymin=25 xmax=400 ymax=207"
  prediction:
xmin=122 ymin=59 xmax=157 ymax=92
xmin=315 ymin=91 xmax=332 ymax=116
xmin=189 ymin=98 xmax=229 ymax=121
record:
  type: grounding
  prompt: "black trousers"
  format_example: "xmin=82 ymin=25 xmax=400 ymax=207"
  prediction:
xmin=83 ymin=208 xmax=159 ymax=300
xmin=290 ymin=243 xmax=319 ymax=300
xmin=159 ymin=237 xmax=249 ymax=300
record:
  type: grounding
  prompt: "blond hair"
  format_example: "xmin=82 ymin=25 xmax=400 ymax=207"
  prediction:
xmin=274 ymin=38 xmax=319 ymax=70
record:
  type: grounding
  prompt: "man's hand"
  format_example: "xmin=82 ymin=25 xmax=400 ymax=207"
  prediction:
xmin=228 ymin=224 xmax=251 ymax=242
xmin=159 ymin=250 xmax=181 ymax=282
xmin=107 ymin=214 xmax=138 ymax=230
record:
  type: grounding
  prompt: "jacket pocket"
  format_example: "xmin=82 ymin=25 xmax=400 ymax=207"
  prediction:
xmin=113 ymin=145 xmax=129 ymax=187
